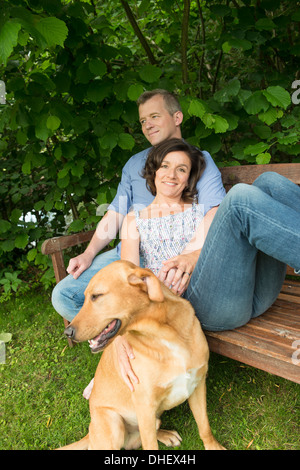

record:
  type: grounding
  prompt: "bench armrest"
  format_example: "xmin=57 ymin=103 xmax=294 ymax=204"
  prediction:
xmin=41 ymin=230 xmax=95 ymax=283
xmin=41 ymin=230 xmax=95 ymax=255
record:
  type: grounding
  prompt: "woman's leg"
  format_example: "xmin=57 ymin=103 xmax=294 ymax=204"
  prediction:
xmin=52 ymin=248 xmax=120 ymax=322
xmin=185 ymin=173 xmax=300 ymax=331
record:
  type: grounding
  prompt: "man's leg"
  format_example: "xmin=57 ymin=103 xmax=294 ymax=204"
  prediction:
xmin=52 ymin=248 xmax=120 ymax=322
xmin=186 ymin=173 xmax=300 ymax=331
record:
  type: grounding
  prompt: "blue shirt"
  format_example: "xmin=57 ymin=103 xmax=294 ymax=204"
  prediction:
xmin=108 ymin=147 xmax=226 ymax=216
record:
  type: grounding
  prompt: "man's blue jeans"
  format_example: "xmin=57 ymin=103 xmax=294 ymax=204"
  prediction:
xmin=185 ymin=172 xmax=300 ymax=331
xmin=52 ymin=172 xmax=300 ymax=331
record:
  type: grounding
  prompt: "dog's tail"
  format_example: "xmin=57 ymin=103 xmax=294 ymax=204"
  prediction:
xmin=56 ymin=434 xmax=89 ymax=450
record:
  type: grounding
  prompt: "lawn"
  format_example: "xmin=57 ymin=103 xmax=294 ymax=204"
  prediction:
xmin=0 ymin=290 xmax=299 ymax=450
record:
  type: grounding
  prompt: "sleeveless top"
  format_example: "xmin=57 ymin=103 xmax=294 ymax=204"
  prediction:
xmin=134 ymin=202 xmax=204 ymax=275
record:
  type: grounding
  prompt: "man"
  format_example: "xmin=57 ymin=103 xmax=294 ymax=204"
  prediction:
xmin=52 ymin=89 xmax=226 ymax=321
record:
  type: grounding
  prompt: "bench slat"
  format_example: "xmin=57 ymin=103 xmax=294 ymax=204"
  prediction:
xmin=205 ymin=301 xmax=300 ymax=383
xmin=41 ymin=230 xmax=95 ymax=255
xmin=220 ymin=163 xmax=300 ymax=186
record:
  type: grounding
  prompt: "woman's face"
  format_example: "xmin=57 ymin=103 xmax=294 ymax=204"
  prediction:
xmin=154 ymin=151 xmax=191 ymax=200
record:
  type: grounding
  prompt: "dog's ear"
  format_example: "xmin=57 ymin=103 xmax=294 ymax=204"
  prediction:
xmin=128 ymin=269 xmax=164 ymax=302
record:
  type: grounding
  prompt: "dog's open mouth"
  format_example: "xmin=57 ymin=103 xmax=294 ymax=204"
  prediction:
xmin=88 ymin=319 xmax=121 ymax=353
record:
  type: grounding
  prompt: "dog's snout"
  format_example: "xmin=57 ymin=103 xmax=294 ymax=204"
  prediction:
xmin=64 ymin=325 xmax=76 ymax=339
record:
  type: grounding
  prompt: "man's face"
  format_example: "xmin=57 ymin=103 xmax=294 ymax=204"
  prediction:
xmin=138 ymin=95 xmax=183 ymax=146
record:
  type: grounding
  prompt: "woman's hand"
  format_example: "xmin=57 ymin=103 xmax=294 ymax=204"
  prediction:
xmin=157 ymin=250 xmax=200 ymax=295
xmin=113 ymin=336 xmax=139 ymax=392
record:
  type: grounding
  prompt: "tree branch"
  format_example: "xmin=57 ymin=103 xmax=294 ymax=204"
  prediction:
xmin=120 ymin=0 xmax=157 ymax=65
xmin=181 ymin=0 xmax=190 ymax=85
xmin=196 ymin=0 xmax=206 ymax=98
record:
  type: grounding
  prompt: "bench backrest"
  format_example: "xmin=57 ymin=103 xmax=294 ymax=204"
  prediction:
xmin=220 ymin=163 xmax=300 ymax=190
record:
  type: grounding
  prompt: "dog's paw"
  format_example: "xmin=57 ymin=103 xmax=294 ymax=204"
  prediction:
xmin=157 ymin=429 xmax=182 ymax=447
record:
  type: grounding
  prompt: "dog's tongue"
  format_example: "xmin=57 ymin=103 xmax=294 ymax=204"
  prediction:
xmin=88 ymin=320 xmax=117 ymax=348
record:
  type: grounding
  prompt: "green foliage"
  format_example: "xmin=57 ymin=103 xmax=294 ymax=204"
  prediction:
xmin=0 ymin=0 xmax=299 ymax=291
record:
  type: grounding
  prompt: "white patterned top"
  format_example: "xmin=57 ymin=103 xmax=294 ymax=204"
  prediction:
xmin=134 ymin=203 xmax=204 ymax=275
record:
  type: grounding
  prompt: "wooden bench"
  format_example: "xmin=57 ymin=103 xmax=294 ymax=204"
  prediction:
xmin=41 ymin=163 xmax=300 ymax=383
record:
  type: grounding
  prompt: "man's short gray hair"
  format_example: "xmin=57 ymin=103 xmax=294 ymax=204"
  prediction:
xmin=137 ymin=89 xmax=182 ymax=116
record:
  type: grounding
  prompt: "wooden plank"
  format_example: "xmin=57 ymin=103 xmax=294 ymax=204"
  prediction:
xmin=206 ymin=334 xmax=300 ymax=384
xmin=206 ymin=327 xmax=294 ymax=364
xmin=41 ymin=230 xmax=95 ymax=255
xmin=205 ymin=303 xmax=300 ymax=383
xmin=220 ymin=163 xmax=300 ymax=186
xmin=250 ymin=310 xmax=300 ymax=331
xmin=51 ymin=251 xmax=67 ymax=283
xmin=277 ymin=292 xmax=300 ymax=304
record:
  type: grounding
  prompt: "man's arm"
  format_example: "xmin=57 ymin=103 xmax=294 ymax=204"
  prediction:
xmin=120 ymin=212 xmax=140 ymax=266
xmin=67 ymin=210 xmax=124 ymax=279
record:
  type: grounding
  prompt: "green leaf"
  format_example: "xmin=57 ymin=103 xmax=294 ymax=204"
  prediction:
xmin=35 ymin=115 xmax=51 ymax=141
xmin=256 ymin=153 xmax=271 ymax=165
xmin=89 ymin=59 xmax=107 ymax=77
xmin=15 ymin=233 xmax=29 ymax=249
xmin=22 ymin=161 xmax=31 ymax=175
xmin=46 ymin=115 xmax=61 ymax=131
xmin=35 ymin=17 xmax=68 ymax=48
xmin=222 ymin=38 xmax=252 ymax=53
xmin=27 ymin=248 xmax=37 ymax=262
xmin=87 ymin=82 xmax=111 ymax=103
xmin=118 ymin=133 xmax=135 ymax=150
xmin=258 ymin=107 xmax=278 ymax=125
xmin=1 ymin=239 xmax=15 ymax=252
xmin=244 ymin=142 xmax=269 ymax=156
xmin=0 ymin=220 xmax=11 ymax=233
xmin=57 ymin=175 xmax=70 ymax=188
xmin=188 ymin=99 xmax=206 ymax=119
xmin=262 ymin=86 xmax=291 ymax=110
xmin=34 ymin=201 xmax=44 ymax=211
xmin=57 ymin=167 xmax=69 ymax=179
xmin=10 ymin=209 xmax=22 ymax=223
xmin=0 ymin=21 xmax=21 ymax=66
xmin=253 ymin=125 xmax=272 ymax=140
xmin=127 ymin=84 xmax=144 ymax=101
xmin=68 ymin=219 xmax=85 ymax=232
xmin=213 ymin=115 xmax=229 ymax=134
xmin=244 ymin=91 xmax=269 ymax=115
xmin=255 ymin=18 xmax=276 ymax=31
xmin=202 ymin=113 xmax=215 ymax=129
xmin=214 ymin=79 xmax=241 ymax=103
xmin=139 ymin=65 xmax=162 ymax=83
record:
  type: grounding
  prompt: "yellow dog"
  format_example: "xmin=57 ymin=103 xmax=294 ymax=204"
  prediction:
xmin=58 ymin=260 xmax=224 ymax=450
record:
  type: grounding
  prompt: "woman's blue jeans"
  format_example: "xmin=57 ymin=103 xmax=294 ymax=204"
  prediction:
xmin=52 ymin=172 xmax=300 ymax=331
xmin=185 ymin=172 xmax=300 ymax=331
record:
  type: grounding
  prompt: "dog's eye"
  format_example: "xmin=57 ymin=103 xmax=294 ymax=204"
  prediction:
xmin=91 ymin=294 xmax=102 ymax=301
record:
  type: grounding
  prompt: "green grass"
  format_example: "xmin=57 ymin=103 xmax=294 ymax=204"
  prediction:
xmin=0 ymin=290 xmax=299 ymax=450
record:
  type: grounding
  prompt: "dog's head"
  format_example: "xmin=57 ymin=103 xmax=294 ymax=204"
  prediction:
xmin=64 ymin=260 xmax=165 ymax=352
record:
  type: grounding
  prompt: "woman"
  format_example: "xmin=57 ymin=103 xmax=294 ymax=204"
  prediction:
xmin=121 ymin=138 xmax=206 ymax=296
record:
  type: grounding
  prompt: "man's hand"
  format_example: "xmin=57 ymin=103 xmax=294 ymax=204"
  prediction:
xmin=114 ymin=336 xmax=139 ymax=392
xmin=67 ymin=251 xmax=94 ymax=279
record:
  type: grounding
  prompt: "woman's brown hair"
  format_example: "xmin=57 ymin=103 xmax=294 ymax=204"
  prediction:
xmin=142 ymin=138 xmax=206 ymax=202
